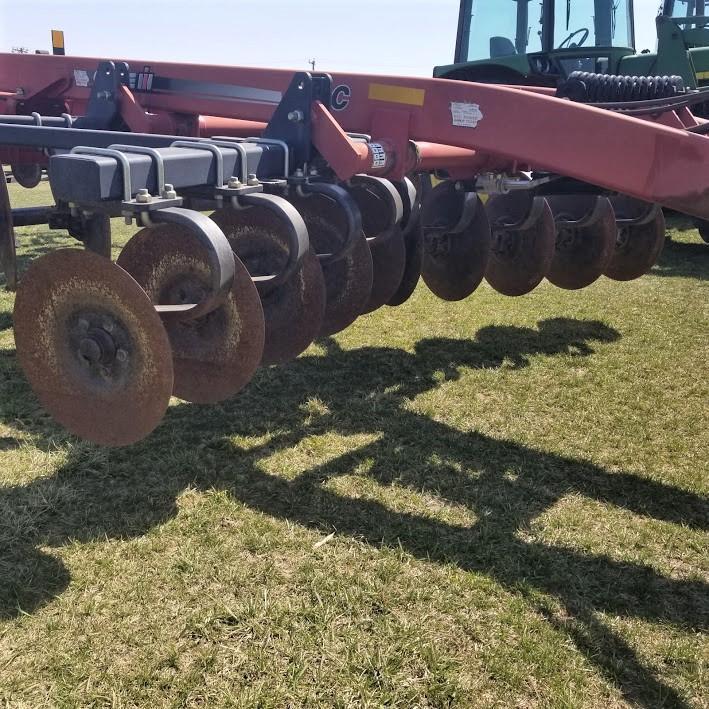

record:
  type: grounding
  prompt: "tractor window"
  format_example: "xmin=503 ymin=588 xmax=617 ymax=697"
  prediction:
xmin=553 ymin=0 xmax=633 ymax=49
xmin=462 ymin=0 xmax=544 ymax=62
xmin=666 ymin=1 xmax=709 ymax=20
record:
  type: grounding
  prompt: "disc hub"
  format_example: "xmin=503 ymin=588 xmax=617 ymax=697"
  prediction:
xmin=425 ymin=232 xmax=451 ymax=258
xmin=492 ymin=230 xmax=519 ymax=258
xmin=556 ymin=228 xmax=578 ymax=252
xmin=616 ymin=227 xmax=631 ymax=250
xmin=69 ymin=311 xmax=130 ymax=384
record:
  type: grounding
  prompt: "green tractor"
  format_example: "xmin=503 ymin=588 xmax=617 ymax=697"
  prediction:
xmin=434 ymin=0 xmax=709 ymax=242
xmin=434 ymin=0 xmax=709 ymax=90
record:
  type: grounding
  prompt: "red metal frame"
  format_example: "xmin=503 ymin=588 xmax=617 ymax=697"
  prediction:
xmin=2 ymin=52 xmax=709 ymax=219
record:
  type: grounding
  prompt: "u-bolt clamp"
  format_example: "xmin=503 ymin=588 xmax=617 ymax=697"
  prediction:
xmin=346 ymin=175 xmax=404 ymax=245
xmin=237 ymin=191 xmax=310 ymax=295
xmin=148 ymin=207 xmax=236 ymax=322
xmin=551 ymin=196 xmax=610 ymax=230
xmin=487 ymin=192 xmax=546 ymax=232
xmin=298 ymin=182 xmax=363 ymax=264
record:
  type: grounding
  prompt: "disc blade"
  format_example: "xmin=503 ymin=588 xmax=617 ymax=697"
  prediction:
xmin=14 ymin=249 xmax=174 ymax=446
xmin=387 ymin=215 xmax=423 ymax=307
xmin=117 ymin=223 xmax=265 ymax=404
xmin=604 ymin=210 xmax=666 ymax=282
xmin=11 ymin=164 xmax=42 ymax=189
xmin=421 ymin=184 xmax=491 ymax=302
xmin=211 ymin=206 xmax=326 ymax=365
xmin=486 ymin=195 xmax=556 ymax=297
xmin=547 ymin=196 xmax=616 ymax=290
xmin=288 ymin=194 xmax=373 ymax=336
xmin=362 ymin=226 xmax=407 ymax=314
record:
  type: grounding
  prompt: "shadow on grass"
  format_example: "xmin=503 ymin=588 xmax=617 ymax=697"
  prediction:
xmin=0 ymin=317 xmax=706 ymax=708
xmin=652 ymin=238 xmax=709 ymax=280
xmin=656 ymin=216 xmax=709 ymax=280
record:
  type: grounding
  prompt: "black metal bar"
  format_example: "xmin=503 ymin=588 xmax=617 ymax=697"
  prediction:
xmin=49 ymin=143 xmax=287 ymax=203
xmin=81 ymin=213 xmax=112 ymax=257
xmin=0 ymin=123 xmax=191 ymax=150
xmin=11 ymin=206 xmax=55 ymax=226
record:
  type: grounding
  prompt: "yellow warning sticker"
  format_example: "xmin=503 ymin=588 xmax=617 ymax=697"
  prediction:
xmin=368 ymin=83 xmax=426 ymax=107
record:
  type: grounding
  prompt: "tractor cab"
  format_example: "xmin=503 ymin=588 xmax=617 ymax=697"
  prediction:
xmin=664 ymin=0 xmax=709 ymax=26
xmin=659 ymin=1 xmax=709 ymax=50
xmin=435 ymin=0 xmax=636 ymax=85
xmin=619 ymin=0 xmax=709 ymax=88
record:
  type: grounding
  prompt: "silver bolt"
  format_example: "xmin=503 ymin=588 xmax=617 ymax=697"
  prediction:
xmin=116 ymin=349 xmax=128 ymax=363
xmin=294 ymin=168 xmax=305 ymax=178
xmin=136 ymin=188 xmax=152 ymax=204
xmin=162 ymin=183 xmax=177 ymax=200
xmin=288 ymin=109 xmax=304 ymax=123
xmin=247 ymin=174 xmax=259 ymax=186
xmin=227 ymin=176 xmax=242 ymax=189
xmin=77 ymin=318 xmax=89 ymax=332
xmin=309 ymin=168 xmax=319 ymax=177
xmin=102 ymin=320 xmax=114 ymax=333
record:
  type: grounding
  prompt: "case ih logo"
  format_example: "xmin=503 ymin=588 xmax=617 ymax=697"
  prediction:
xmin=130 ymin=67 xmax=155 ymax=92
xmin=331 ymin=84 xmax=351 ymax=111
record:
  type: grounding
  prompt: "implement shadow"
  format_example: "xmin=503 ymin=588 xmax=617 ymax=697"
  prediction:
xmin=653 ymin=239 xmax=709 ymax=280
xmin=0 ymin=318 xmax=706 ymax=708
xmin=655 ymin=217 xmax=709 ymax=279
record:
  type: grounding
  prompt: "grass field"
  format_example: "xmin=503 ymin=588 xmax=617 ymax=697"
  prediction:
xmin=0 ymin=182 xmax=707 ymax=708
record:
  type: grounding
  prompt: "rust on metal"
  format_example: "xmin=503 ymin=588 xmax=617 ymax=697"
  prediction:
xmin=117 ymin=223 xmax=265 ymax=404
xmin=288 ymin=193 xmax=373 ymax=336
xmin=362 ymin=226 xmax=407 ymax=313
xmin=347 ymin=180 xmax=406 ymax=313
xmin=211 ymin=205 xmax=326 ymax=365
xmin=13 ymin=249 xmax=174 ymax=446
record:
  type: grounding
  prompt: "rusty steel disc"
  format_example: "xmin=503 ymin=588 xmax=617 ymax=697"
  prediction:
xmin=547 ymin=196 xmax=616 ymax=290
xmin=0 ymin=172 xmax=16 ymax=290
xmin=388 ymin=215 xmax=423 ymax=307
xmin=288 ymin=193 xmax=373 ymax=336
xmin=347 ymin=180 xmax=406 ymax=313
xmin=486 ymin=195 xmax=556 ymax=297
xmin=604 ymin=210 xmax=666 ymax=282
xmin=13 ymin=249 xmax=174 ymax=446
xmin=11 ymin=163 xmax=42 ymax=189
xmin=117 ymin=224 xmax=265 ymax=404
xmin=421 ymin=183 xmax=491 ymax=302
xmin=211 ymin=206 xmax=326 ymax=365
xmin=362 ymin=226 xmax=407 ymax=314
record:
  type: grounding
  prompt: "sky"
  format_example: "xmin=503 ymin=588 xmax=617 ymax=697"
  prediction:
xmin=0 ymin=0 xmax=664 ymax=77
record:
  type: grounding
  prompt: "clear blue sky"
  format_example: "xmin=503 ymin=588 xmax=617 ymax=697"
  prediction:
xmin=0 ymin=0 xmax=663 ymax=76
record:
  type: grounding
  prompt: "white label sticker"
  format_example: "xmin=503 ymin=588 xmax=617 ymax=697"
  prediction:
xmin=370 ymin=142 xmax=387 ymax=169
xmin=73 ymin=69 xmax=90 ymax=88
xmin=451 ymin=102 xmax=484 ymax=128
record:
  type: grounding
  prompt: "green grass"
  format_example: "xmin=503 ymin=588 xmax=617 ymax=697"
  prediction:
xmin=0 ymin=182 xmax=707 ymax=708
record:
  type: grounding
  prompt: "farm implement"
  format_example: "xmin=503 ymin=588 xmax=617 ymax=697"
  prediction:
xmin=0 ymin=51 xmax=705 ymax=445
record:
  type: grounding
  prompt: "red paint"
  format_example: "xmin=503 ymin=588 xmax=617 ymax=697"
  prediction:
xmin=2 ymin=53 xmax=709 ymax=218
